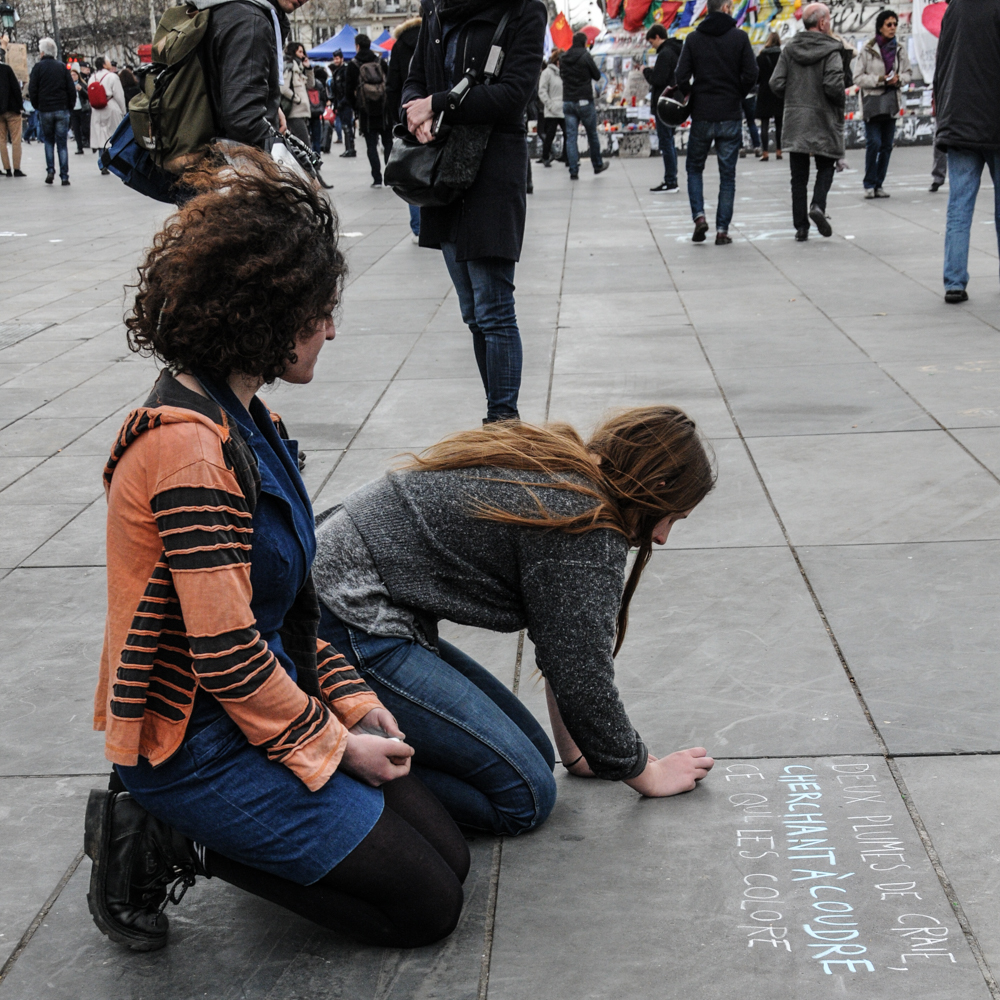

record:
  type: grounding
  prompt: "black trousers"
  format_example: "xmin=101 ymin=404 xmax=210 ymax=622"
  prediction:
xmin=70 ymin=108 xmax=90 ymax=151
xmin=540 ymin=116 xmax=566 ymax=162
xmin=760 ymin=112 xmax=782 ymax=153
xmin=789 ymin=151 xmax=836 ymax=231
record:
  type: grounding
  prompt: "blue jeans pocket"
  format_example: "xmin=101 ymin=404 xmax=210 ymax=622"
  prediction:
xmin=185 ymin=712 xmax=247 ymax=769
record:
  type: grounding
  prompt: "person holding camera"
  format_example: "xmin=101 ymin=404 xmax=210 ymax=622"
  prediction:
xmin=854 ymin=9 xmax=910 ymax=199
xmin=401 ymin=0 xmax=546 ymax=424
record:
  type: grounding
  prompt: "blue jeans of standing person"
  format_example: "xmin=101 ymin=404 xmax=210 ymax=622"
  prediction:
xmin=863 ymin=117 xmax=896 ymax=190
xmin=409 ymin=204 xmax=420 ymax=236
xmin=686 ymin=118 xmax=742 ymax=232
xmin=563 ymin=99 xmax=603 ymax=176
xmin=338 ymin=104 xmax=355 ymax=153
xmin=441 ymin=242 xmax=521 ymax=421
xmin=319 ymin=608 xmax=557 ymax=835
xmin=656 ymin=117 xmax=677 ymax=186
xmin=742 ymin=95 xmax=760 ymax=149
xmin=943 ymin=147 xmax=1000 ymax=292
xmin=39 ymin=110 xmax=70 ymax=181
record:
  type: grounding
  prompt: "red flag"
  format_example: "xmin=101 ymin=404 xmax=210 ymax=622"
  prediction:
xmin=623 ymin=0 xmax=654 ymax=32
xmin=607 ymin=0 xmax=623 ymax=16
xmin=550 ymin=12 xmax=573 ymax=49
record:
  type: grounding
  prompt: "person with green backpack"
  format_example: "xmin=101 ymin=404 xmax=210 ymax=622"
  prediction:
xmin=346 ymin=34 xmax=392 ymax=187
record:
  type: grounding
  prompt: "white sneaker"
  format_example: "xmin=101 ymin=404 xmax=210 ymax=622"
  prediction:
xmin=411 ymin=234 xmax=420 ymax=244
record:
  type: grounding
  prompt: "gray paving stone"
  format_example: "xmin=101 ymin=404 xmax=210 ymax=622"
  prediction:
xmin=0 ymin=455 xmax=105 ymax=507
xmin=748 ymin=430 xmax=1000 ymax=545
xmin=488 ymin=759 xmax=990 ymax=1000
xmin=798 ymin=542 xmax=1000 ymax=754
xmin=896 ymin=756 xmax=1000 ymax=972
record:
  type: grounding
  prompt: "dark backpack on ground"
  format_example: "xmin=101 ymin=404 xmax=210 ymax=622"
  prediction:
xmin=356 ymin=59 xmax=386 ymax=112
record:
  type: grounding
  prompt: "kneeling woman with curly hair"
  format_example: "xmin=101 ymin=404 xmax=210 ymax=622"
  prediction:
xmin=85 ymin=148 xmax=469 ymax=954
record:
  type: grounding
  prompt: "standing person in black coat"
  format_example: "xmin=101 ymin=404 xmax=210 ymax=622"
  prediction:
xmin=674 ymin=0 xmax=757 ymax=244
xmin=933 ymin=0 xmax=1000 ymax=303
xmin=755 ymin=32 xmax=783 ymax=160
xmin=387 ymin=16 xmax=423 ymax=239
xmin=401 ymin=0 xmax=546 ymax=424
xmin=28 ymin=38 xmax=76 ymax=186
xmin=644 ymin=24 xmax=682 ymax=192
xmin=348 ymin=34 xmax=393 ymax=186
xmin=559 ymin=32 xmax=607 ymax=180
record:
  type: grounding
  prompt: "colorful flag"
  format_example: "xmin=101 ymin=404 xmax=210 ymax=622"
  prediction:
xmin=549 ymin=12 xmax=573 ymax=49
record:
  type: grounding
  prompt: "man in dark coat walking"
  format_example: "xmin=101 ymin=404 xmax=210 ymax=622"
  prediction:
xmin=401 ymin=0 xmax=546 ymax=422
xmin=933 ymin=0 xmax=1000 ymax=303
xmin=28 ymin=37 xmax=76 ymax=185
xmin=674 ymin=0 xmax=757 ymax=244
xmin=559 ymin=32 xmax=607 ymax=179
xmin=348 ymin=33 xmax=393 ymax=186
xmin=644 ymin=24 xmax=682 ymax=192
xmin=768 ymin=2 xmax=845 ymax=241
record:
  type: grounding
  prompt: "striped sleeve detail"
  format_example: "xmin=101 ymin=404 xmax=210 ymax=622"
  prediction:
xmin=317 ymin=646 xmax=372 ymax=703
xmin=257 ymin=697 xmax=333 ymax=763
xmin=187 ymin=626 xmax=277 ymax=700
xmin=152 ymin=486 xmax=253 ymax=571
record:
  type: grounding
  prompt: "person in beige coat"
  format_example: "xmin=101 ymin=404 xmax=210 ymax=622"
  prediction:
xmin=853 ymin=8 xmax=911 ymax=197
xmin=89 ymin=57 xmax=126 ymax=173
xmin=537 ymin=51 xmax=565 ymax=167
xmin=282 ymin=42 xmax=316 ymax=146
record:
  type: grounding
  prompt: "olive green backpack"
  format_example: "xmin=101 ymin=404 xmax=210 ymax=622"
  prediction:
xmin=129 ymin=4 xmax=216 ymax=174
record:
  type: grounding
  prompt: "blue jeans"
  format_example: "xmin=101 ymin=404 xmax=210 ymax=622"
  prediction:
xmin=337 ymin=104 xmax=355 ymax=152
xmin=441 ymin=242 xmax=522 ymax=421
xmin=562 ymin=99 xmax=603 ymax=175
xmin=409 ymin=203 xmax=420 ymax=236
xmin=943 ymin=147 xmax=1000 ymax=292
xmin=39 ymin=109 xmax=70 ymax=180
xmin=742 ymin=95 xmax=760 ymax=148
xmin=656 ymin=117 xmax=677 ymax=186
xmin=686 ymin=118 xmax=742 ymax=232
xmin=863 ymin=117 xmax=896 ymax=190
xmin=319 ymin=609 xmax=557 ymax=835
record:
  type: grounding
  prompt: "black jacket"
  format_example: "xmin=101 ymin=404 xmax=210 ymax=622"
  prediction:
xmin=386 ymin=18 xmax=421 ymax=121
xmin=643 ymin=37 xmax=682 ymax=106
xmin=559 ymin=40 xmax=600 ymax=102
xmin=204 ymin=0 xmax=289 ymax=149
xmin=675 ymin=11 xmax=756 ymax=121
xmin=28 ymin=55 xmax=76 ymax=113
xmin=754 ymin=46 xmax=783 ymax=118
xmin=402 ymin=0 xmax=546 ymax=261
xmin=0 ymin=63 xmax=24 ymax=115
xmin=933 ymin=0 xmax=1000 ymax=151
xmin=328 ymin=63 xmax=349 ymax=108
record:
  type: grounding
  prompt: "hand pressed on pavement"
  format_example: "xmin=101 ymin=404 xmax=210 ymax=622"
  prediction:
xmin=625 ymin=748 xmax=714 ymax=797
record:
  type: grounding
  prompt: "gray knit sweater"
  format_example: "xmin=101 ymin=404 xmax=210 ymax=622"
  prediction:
xmin=314 ymin=468 xmax=647 ymax=781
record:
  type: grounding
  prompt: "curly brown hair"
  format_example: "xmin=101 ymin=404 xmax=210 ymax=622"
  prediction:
xmin=126 ymin=145 xmax=346 ymax=384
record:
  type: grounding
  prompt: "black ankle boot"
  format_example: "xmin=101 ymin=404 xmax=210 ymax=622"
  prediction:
xmin=84 ymin=787 xmax=208 ymax=951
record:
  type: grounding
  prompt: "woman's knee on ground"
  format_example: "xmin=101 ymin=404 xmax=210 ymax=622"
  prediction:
xmin=491 ymin=764 xmax=557 ymax=836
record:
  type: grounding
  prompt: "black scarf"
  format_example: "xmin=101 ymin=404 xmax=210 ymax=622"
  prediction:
xmin=437 ymin=0 xmax=515 ymax=24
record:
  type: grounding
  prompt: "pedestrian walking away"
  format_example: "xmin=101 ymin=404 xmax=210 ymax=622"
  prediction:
xmin=755 ymin=32 xmax=783 ymax=160
xmin=28 ymin=38 xmax=76 ymax=185
xmin=401 ymin=0 xmax=547 ymax=423
xmin=69 ymin=68 xmax=92 ymax=155
xmin=282 ymin=42 xmax=316 ymax=147
xmin=560 ymin=32 xmax=607 ymax=179
xmin=674 ymin=0 xmax=757 ymax=243
xmin=88 ymin=56 xmax=126 ymax=174
xmin=854 ymin=9 xmax=911 ymax=198
xmin=329 ymin=51 xmax=356 ymax=156
xmin=932 ymin=0 xmax=1000 ymax=303
xmin=348 ymin=35 xmax=392 ymax=186
xmin=85 ymin=147 xmax=470 ymax=955
xmin=313 ymin=410 xmax=717 ymax=834
xmin=768 ymin=2 xmax=845 ymax=241
xmin=538 ymin=50 xmax=566 ymax=168
xmin=0 ymin=58 xmax=26 ymax=177
xmin=644 ymin=24 xmax=682 ymax=191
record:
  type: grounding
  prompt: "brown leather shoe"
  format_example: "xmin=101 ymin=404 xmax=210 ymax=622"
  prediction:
xmin=692 ymin=216 xmax=709 ymax=242
xmin=715 ymin=232 xmax=733 ymax=245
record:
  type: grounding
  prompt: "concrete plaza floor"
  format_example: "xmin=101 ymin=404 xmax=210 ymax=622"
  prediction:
xmin=1 ymin=137 xmax=999 ymax=1000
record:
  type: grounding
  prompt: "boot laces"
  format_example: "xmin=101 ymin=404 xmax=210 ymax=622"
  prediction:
xmin=156 ymin=869 xmax=198 ymax=915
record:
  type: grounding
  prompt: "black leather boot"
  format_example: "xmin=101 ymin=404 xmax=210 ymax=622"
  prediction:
xmin=84 ymin=784 xmax=208 ymax=951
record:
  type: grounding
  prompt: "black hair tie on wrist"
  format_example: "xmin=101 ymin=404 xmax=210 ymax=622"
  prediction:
xmin=563 ymin=753 xmax=585 ymax=769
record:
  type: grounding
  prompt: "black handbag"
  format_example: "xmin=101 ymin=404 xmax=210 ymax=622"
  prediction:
xmin=862 ymin=88 xmax=899 ymax=120
xmin=384 ymin=5 xmax=517 ymax=207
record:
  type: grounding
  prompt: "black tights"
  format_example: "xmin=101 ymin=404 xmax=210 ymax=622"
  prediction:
xmin=207 ymin=774 xmax=470 ymax=948
xmin=760 ymin=114 xmax=783 ymax=153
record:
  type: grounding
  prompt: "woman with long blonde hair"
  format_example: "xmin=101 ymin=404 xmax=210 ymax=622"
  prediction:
xmin=314 ymin=406 xmax=717 ymax=833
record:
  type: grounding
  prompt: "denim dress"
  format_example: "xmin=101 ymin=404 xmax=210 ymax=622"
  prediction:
xmin=117 ymin=377 xmax=383 ymax=886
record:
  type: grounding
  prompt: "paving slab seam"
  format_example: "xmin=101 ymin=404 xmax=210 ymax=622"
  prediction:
xmin=543 ymin=183 xmax=575 ymax=422
xmin=626 ymin=164 xmax=1000 ymax=999
xmin=0 ymin=848 xmax=84 ymax=988
xmin=309 ymin=294 xmax=451 ymax=504
xmin=9 ymin=498 xmax=102 ymax=573
xmin=0 ymin=773 xmax=111 ymax=779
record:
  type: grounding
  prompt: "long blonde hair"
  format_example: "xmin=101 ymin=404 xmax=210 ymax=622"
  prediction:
xmin=403 ymin=406 xmax=716 ymax=653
